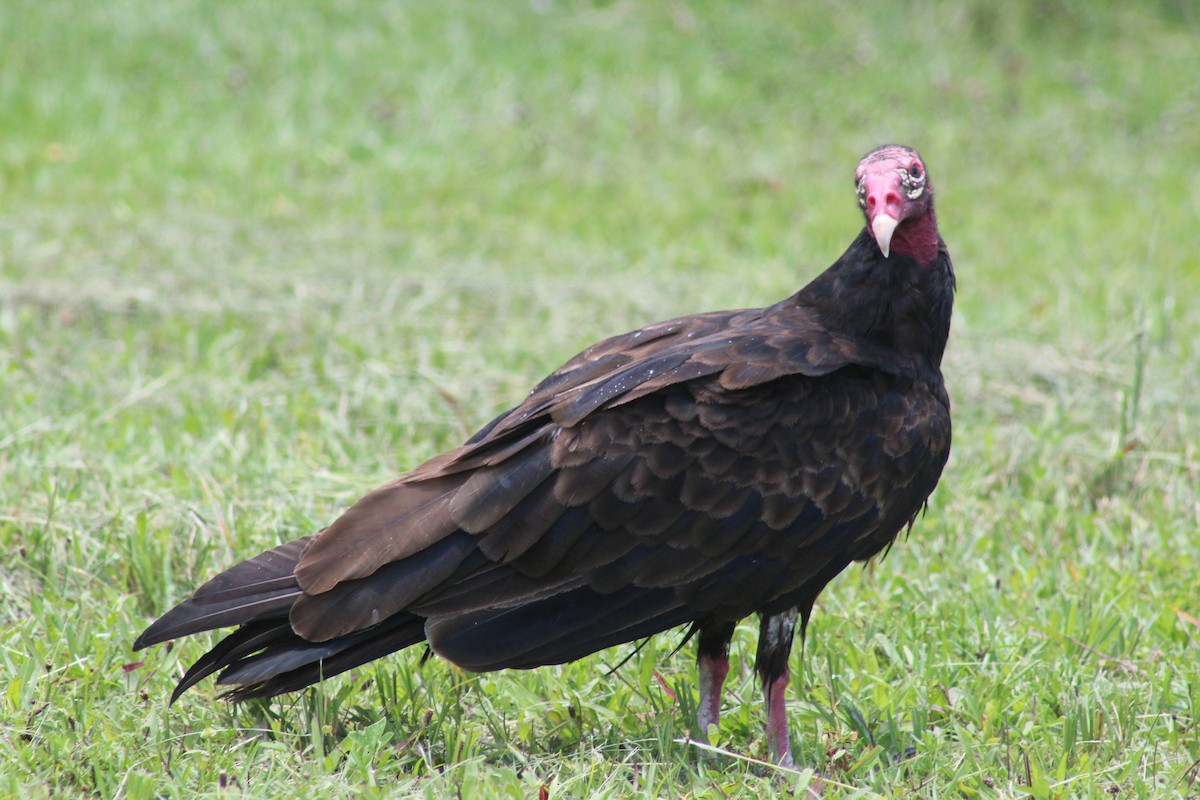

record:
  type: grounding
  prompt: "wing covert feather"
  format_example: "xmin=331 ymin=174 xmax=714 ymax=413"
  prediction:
xmin=281 ymin=293 xmax=949 ymax=660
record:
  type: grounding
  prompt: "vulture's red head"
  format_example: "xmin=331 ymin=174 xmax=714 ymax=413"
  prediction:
xmin=855 ymin=144 xmax=939 ymax=265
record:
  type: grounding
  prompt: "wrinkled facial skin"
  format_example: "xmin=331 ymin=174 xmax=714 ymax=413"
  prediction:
xmin=854 ymin=145 xmax=932 ymax=258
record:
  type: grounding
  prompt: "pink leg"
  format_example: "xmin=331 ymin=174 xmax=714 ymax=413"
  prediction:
xmin=696 ymin=652 xmax=730 ymax=742
xmin=757 ymin=609 xmax=798 ymax=766
xmin=765 ymin=670 xmax=794 ymax=767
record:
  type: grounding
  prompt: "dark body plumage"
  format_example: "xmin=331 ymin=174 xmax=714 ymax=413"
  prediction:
xmin=135 ymin=145 xmax=954 ymax=765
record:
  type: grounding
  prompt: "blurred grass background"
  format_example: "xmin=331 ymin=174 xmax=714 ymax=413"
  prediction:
xmin=2 ymin=1 xmax=1198 ymax=797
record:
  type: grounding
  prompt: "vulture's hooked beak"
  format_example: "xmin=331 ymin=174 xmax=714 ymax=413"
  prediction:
xmin=871 ymin=214 xmax=899 ymax=259
xmin=873 ymin=214 xmax=902 ymax=257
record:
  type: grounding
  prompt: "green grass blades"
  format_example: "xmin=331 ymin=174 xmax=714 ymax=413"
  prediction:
xmin=3 ymin=1 xmax=1199 ymax=797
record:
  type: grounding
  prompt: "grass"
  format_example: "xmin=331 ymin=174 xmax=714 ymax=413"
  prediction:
xmin=2 ymin=0 xmax=1199 ymax=796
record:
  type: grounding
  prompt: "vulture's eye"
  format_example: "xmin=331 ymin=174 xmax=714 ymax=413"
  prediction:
xmin=909 ymin=163 xmax=923 ymax=179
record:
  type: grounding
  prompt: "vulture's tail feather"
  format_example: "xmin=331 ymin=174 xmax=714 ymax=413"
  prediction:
xmin=217 ymin=612 xmax=428 ymax=700
xmin=134 ymin=534 xmax=431 ymax=702
xmin=133 ymin=536 xmax=316 ymax=650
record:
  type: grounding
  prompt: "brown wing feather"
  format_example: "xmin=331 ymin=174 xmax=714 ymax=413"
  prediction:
xmin=292 ymin=297 xmax=915 ymax=604
xmin=293 ymin=477 xmax=461 ymax=594
xmin=285 ymin=357 xmax=948 ymax=661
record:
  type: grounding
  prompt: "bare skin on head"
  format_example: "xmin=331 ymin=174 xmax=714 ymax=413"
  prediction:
xmin=855 ymin=144 xmax=940 ymax=265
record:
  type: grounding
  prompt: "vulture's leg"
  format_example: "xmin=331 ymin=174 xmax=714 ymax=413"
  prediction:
xmin=695 ymin=620 xmax=737 ymax=743
xmin=756 ymin=608 xmax=798 ymax=766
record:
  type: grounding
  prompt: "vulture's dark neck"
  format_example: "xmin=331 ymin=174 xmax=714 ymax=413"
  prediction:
xmin=796 ymin=227 xmax=955 ymax=372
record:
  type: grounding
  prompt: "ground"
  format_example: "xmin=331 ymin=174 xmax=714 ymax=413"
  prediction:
xmin=2 ymin=1 xmax=1199 ymax=797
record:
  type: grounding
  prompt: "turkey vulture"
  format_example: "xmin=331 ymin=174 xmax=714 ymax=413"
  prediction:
xmin=134 ymin=144 xmax=954 ymax=766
